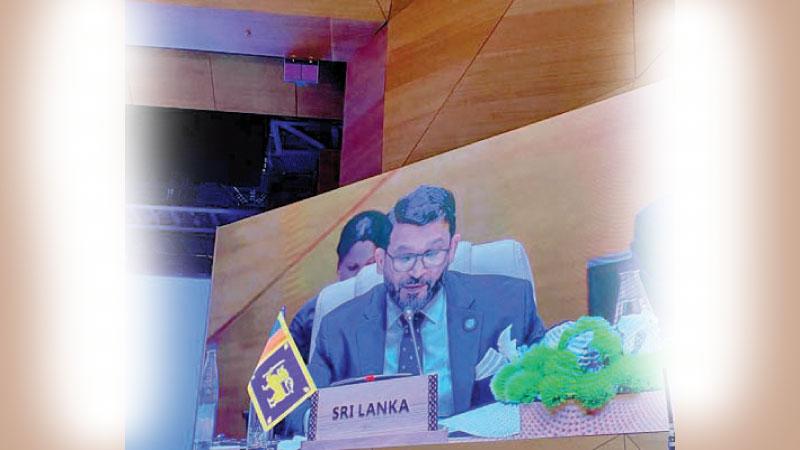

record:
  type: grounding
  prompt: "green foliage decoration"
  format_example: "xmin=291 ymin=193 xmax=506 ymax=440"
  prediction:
xmin=490 ymin=363 xmax=521 ymax=401
xmin=504 ymin=370 xmax=542 ymax=404
xmin=558 ymin=316 xmax=623 ymax=366
xmin=490 ymin=315 xmax=664 ymax=411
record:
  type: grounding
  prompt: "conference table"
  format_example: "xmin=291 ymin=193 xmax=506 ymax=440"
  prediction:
xmin=261 ymin=388 xmax=673 ymax=450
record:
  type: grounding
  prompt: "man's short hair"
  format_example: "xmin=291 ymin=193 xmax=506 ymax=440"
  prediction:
xmin=389 ymin=185 xmax=456 ymax=236
xmin=337 ymin=210 xmax=391 ymax=264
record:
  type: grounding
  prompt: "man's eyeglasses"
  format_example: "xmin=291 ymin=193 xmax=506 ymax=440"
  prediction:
xmin=385 ymin=248 xmax=450 ymax=272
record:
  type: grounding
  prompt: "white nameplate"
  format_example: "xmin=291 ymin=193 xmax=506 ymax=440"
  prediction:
xmin=303 ymin=374 xmax=445 ymax=449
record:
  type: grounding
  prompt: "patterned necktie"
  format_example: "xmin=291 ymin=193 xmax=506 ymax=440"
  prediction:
xmin=398 ymin=312 xmax=424 ymax=375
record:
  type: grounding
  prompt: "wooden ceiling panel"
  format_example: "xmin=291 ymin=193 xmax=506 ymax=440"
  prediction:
xmin=128 ymin=1 xmax=382 ymax=61
xmin=382 ymin=0 xmax=513 ymax=171
xmin=140 ymin=0 xmax=385 ymax=21
xmin=398 ymin=0 xmax=637 ymax=165
xmin=126 ymin=46 xmax=215 ymax=110
xmin=209 ymin=53 xmax=296 ymax=116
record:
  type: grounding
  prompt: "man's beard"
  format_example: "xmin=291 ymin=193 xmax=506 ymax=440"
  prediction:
xmin=385 ymin=275 xmax=444 ymax=312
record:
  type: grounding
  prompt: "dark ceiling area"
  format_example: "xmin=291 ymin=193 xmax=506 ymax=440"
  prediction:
xmin=126 ymin=106 xmax=268 ymax=195
xmin=126 ymin=105 xmax=343 ymax=277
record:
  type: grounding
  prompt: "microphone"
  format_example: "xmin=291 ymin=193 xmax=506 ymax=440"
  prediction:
xmin=403 ymin=308 xmax=424 ymax=375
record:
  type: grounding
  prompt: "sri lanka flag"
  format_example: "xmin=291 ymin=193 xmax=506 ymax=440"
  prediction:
xmin=247 ymin=308 xmax=317 ymax=432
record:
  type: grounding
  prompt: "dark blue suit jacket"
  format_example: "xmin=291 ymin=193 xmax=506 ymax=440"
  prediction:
xmin=283 ymin=271 xmax=545 ymax=435
xmin=309 ymin=270 xmax=545 ymax=413
xmin=289 ymin=296 xmax=317 ymax=363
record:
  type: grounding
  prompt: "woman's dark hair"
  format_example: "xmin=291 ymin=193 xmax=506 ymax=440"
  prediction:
xmin=336 ymin=210 xmax=391 ymax=264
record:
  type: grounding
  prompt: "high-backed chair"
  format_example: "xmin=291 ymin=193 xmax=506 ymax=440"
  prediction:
xmin=308 ymin=239 xmax=536 ymax=357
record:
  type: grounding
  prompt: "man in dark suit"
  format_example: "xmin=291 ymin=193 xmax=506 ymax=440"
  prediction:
xmin=307 ymin=185 xmax=546 ymax=417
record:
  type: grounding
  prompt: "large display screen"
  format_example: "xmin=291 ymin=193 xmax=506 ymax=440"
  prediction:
xmin=208 ymin=83 xmax=672 ymax=446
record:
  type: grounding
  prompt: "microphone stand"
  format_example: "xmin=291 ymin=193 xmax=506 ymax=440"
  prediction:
xmin=403 ymin=309 xmax=424 ymax=375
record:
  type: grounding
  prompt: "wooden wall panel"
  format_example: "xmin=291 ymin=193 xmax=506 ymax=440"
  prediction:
xmin=394 ymin=0 xmax=637 ymax=166
xmin=388 ymin=0 xmax=416 ymax=18
xmin=296 ymin=77 xmax=345 ymax=119
xmin=380 ymin=0 xmax=672 ymax=171
xmin=377 ymin=0 xmax=392 ymax=18
xmin=340 ymin=27 xmax=387 ymax=185
xmin=209 ymin=54 xmax=295 ymax=115
xmin=572 ymin=0 xmax=674 ymax=103
xmin=126 ymin=46 xmax=345 ymax=119
xmin=140 ymin=0 xmax=385 ymax=21
xmin=382 ymin=0 xmax=513 ymax=171
xmin=209 ymin=82 xmax=671 ymax=437
xmin=127 ymin=47 xmax=215 ymax=110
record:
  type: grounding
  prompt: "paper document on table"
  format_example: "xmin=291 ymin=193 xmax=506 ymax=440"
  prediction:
xmin=439 ymin=402 xmax=520 ymax=438
xmin=277 ymin=435 xmax=306 ymax=450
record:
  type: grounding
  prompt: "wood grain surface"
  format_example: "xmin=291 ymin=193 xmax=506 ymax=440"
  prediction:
xmin=381 ymin=0 xmax=673 ymax=171
xmin=126 ymin=47 xmax=344 ymax=118
xmin=127 ymin=46 xmax=216 ymax=110
xmin=382 ymin=0 xmax=512 ymax=171
xmin=340 ymin=28 xmax=388 ymax=185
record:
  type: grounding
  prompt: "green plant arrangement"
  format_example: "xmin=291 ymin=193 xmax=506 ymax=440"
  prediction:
xmin=491 ymin=316 xmax=664 ymax=411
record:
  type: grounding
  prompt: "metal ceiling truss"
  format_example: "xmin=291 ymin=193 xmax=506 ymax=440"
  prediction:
xmin=127 ymin=204 xmax=260 ymax=234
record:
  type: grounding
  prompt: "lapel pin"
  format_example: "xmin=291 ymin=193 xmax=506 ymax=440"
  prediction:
xmin=463 ymin=317 xmax=477 ymax=332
